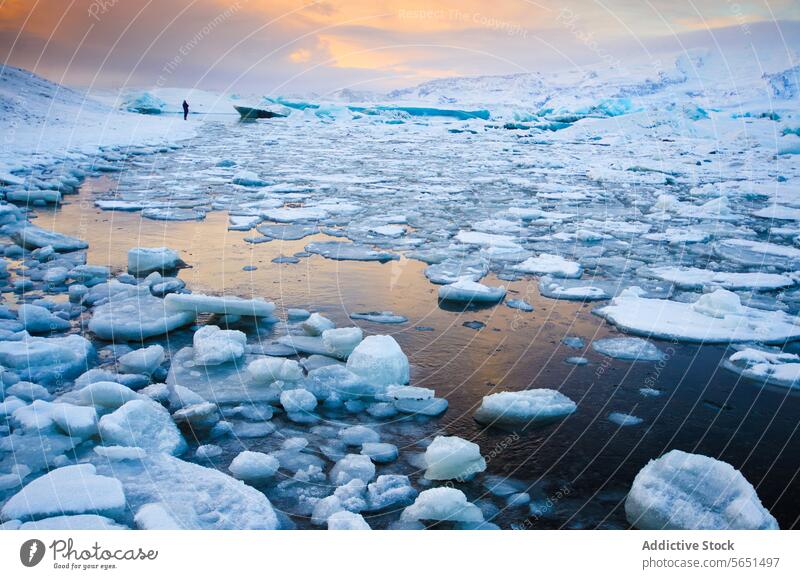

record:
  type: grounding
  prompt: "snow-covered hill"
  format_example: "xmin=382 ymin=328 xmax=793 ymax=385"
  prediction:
xmin=0 ymin=66 xmax=195 ymax=184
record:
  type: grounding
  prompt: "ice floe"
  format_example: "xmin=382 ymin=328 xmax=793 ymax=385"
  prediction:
xmin=596 ymin=288 xmax=800 ymax=344
xmin=625 ymin=450 xmax=778 ymax=530
xmin=474 ymin=389 xmax=577 ymax=427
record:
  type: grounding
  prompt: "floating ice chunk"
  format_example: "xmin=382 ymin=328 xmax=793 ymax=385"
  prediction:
xmin=18 ymin=304 xmax=71 ymax=333
xmin=265 ymin=207 xmax=328 ymax=222
xmin=311 ymin=496 xmax=344 ymax=526
xmin=330 ymin=454 xmax=375 ymax=485
xmin=232 ymin=170 xmax=267 ymax=187
xmin=168 ymin=348 xmax=272 ymax=404
xmin=690 ymin=289 xmax=743 ymax=319
xmin=424 ymin=436 xmax=486 ymax=481
xmin=257 ymin=224 xmax=316 ymax=240
xmin=608 ymin=412 xmax=644 ymax=426
xmin=95 ymin=453 xmax=279 ymax=529
xmin=5 ymin=382 xmax=50 ymax=402
xmin=333 ymin=479 xmax=368 ymax=512
xmin=455 ymin=230 xmax=521 ymax=249
xmin=305 ymin=241 xmax=399 ymax=262
xmin=63 ymin=381 xmax=143 ymax=409
xmin=6 ymin=189 xmax=61 ymax=204
xmin=13 ymin=400 xmax=97 ymax=439
xmin=507 ymin=492 xmax=531 ymax=507
xmin=340 ymin=425 xmax=379 ymax=446
xmin=367 ymin=475 xmax=417 ymax=510
xmin=401 ymin=488 xmax=483 ymax=523
xmin=280 ymin=388 xmax=317 ymax=413
xmin=0 ymin=333 xmax=94 ymax=385
xmin=248 ymin=357 xmax=303 ymax=384
xmin=229 ymin=451 xmax=280 ymax=481
xmin=724 ymin=348 xmax=800 ymax=389
xmin=368 ymin=224 xmax=406 ymax=237
xmin=118 ymin=345 xmax=165 ymax=375
xmin=506 ymin=299 xmax=533 ymax=312
xmin=94 ymin=446 xmax=148 ymax=461
xmin=142 ymin=208 xmax=206 ymax=222
xmin=714 ymin=238 xmax=800 ymax=270
xmin=172 ymin=402 xmax=219 ymax=430
xmin=302 ymin=313 xmax=335 ymax=336
xmin=395 ymin=397 xmax=448 ymax=416
xmin=322 ymin=328 xmax=364 ymax=360
xmin=474 ymin=389 xmax=577 ymax=426
xmin=98 ymin=399 xmax=187 ymax=456
xmin=287 ymin=308 xmax=310 ymax=320
xmin=346 ymin=335 xmax=409 ymax=387
xmin=303 ymin=365 xmax=373 ymax=400
xmin=646 ymin=267 xmax=794 ymax=291
xmin=595 ymin=288 xmax=800 ymax=344
xmin=388 ymin=385 xmax=447 ymax=415
xmin=539 ymin=277 xmax=610 ymax=301
xmin=228 ymin=215 xmax=261 ymax=231
xmin=625 ymin=450 xmax=778 ymax=530
xmin=512 ymin=254 xmax=582 ymax=278
xmin=134 ymin=503 xmax=180 ymax=530
xmin=327 ymin=511 xmax=370 ymax=530
xmin=424 ymin=257 xmax=489 ymax=284
xmin=350 ymin=311 xmax=408 ymax=324
xmin=127 ymin=247 xmax=184 ymax=275
xmin=11 ymin=223 xmax=88 ymax=251
xmin=17 ymin=514 xmax=126 ymax=530
xmin=193 ymin=325 xmax=247 ymax=365
xmin=164 ymin=292 xmax=275 ymax=317
xmin=438 ymin=277 xmax=506 ymax=303
xmin=592 ymin=337 xmax=665 ymax=361
xmin=89 ymin=287 xmax=196 ymax=341
xmin=0 ymin=464 xmax=125 ymax=522
xmin=753 ymin=205 xmax=800 ymax=221
xmin=361 ymin=442 xmax=398 ymax=463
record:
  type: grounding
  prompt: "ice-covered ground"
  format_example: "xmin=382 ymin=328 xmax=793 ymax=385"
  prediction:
xmin=1 ymin=36 xmax=800 ymax=530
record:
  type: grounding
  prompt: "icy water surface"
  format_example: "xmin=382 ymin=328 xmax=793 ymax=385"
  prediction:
xmin=27 ymin=115 xmax=800 ymax=529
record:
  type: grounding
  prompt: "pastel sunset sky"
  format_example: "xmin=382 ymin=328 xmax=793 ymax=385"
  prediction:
xmin=1 ymin=0 xmax=798 ymax=94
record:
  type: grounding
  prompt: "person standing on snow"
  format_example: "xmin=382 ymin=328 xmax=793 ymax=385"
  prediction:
xmin=182 ymin=100 xmax=189 ymax=120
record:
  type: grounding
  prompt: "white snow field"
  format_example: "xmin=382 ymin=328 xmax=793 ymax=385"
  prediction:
xmin=2 ymin=28 xmax=800 ymax=530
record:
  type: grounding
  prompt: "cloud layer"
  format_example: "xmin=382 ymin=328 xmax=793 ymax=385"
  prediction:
xmin=1 ymin=0 xmax=798 ymax=93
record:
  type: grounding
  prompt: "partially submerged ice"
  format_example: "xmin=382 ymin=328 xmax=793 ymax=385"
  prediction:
xmin=438 ymin=278 xmax=506 ymax=303
xmin=424 ymin=436 xmax=486 ymax=480
xmin=89 ymin=285 xmax=196 ymax=341
xmin=401 ymin=488 xmax=483 ymax=523
xmin=596 ymin=288 xmax=800 ymax=344
xmin=127 ymin=247 xmax=184 ymax=275
xmin=1 ymin=464 xmax=125 ymax=522
xmin=625 ymin=450 xmax=778 ymax=530
xmin=346 ymin=335 xmax=409 ymax=387
xmin=592 ymin=337 xmax=665 ymax=361
xmin=474 ymin=389 xmax=577 ymax=427
xmin=164 ymin=293 xmax=275 ymax=318
xmin=723 ymin=348 xmax=800 ymax=389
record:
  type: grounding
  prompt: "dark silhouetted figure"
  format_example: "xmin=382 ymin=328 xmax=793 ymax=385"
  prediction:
xmin=182 ymin=100 xmax=189 ymax=120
